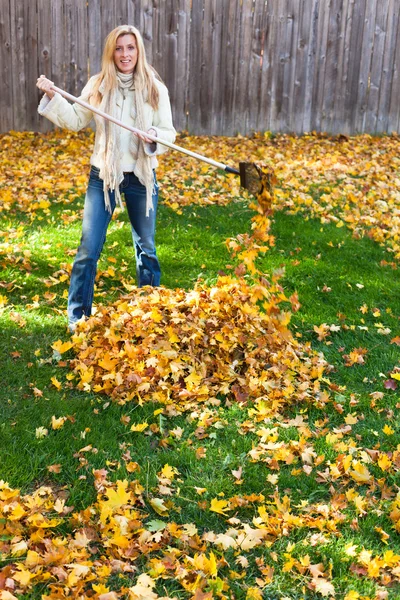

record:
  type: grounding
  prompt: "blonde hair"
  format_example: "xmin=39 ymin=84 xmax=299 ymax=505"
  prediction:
xmin=90 ymin=25 xmax=160 ymax=109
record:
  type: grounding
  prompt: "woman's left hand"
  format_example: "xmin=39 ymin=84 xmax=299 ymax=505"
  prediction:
xmin=135 ymin=128 xmax=157 ymax=144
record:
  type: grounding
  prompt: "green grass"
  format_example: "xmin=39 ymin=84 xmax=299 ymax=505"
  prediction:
xmin=1 ymin=187 xmax=400 ymax=598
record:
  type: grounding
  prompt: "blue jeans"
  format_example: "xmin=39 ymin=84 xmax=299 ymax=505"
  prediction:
xmin=68 ymin=166 xmax=160 ymax=325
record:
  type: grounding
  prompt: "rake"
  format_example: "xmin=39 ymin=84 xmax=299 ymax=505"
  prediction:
xmin=50 ymin=85 xmax=266 ymax=197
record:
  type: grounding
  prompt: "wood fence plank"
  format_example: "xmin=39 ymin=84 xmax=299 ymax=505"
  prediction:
xmin=173 ymin=0 xmax=190 ymax=131
xmin=289 ymin=0 xmax=306 ymax=133
xmin=208 ymin=0 xmax=224 ymax=135
xmin=270 ymin=0 xmax=286 ymax=131
xmin=10 ymin=0 xmax=28 ymax=131
xmin=51 ymin=0 xmax=65 ymax=89
xmin=248 ymin=0 xmax=267 ymax=133
xmin=63 ymin=0 xmax=75 ymax=94
xmin=75 ymin=0 xmax=89 ymax=94
xmin=387 ymin=1 xmax=400 ymax=132
xmin=365 ymin=0 xmax=388 ymax=132
xmin=346 ymin=0 xmax=366 ymax=132
xmin=24 ymin=0 xmax=39 ymax=130
xmin=0 ymin=0 xmax=13 ymax=131
xmin=258 ymin=0 xmax=277 ymax=131
xmin=232 ymin=0 xmax=254 ymax=135
xmin=285 ymin=0 xmax=300 ymax=133
xmin=375 ymin=0 xmax=398 ymax=133
xmin=321 ymin=0 xmax=344 ymax=133
xmin=88 ymin=0 xmax=102 ymax=77
xmin=264 ymin=0 xmax=282 ymax=132
xmin=187 ymin=0 xmax=203 ymax=133
xmin=137 ymin=0 xmax=154 ymax=63
xmin=125 ymin=0 xmax=137 ymax=26
xmin=153 ymin=0 xmax=171 ymax=87
xmin=37 ymin=0 xmax=53 ymax=132
xmin=116 ymin=0 xmax=128 ymax=25
xmin=355 ymin=0 xmax=377 ymax=132
xmin=220 ymin=0 xmax=241 ymax=135
xmin=332 ymin=0 xmax=352 ymax=134
xmin=302 ymin=0 xmax=320 ymax=132
xmin=100 ymin=0 xmax=116 ymax=47
xmin=311 ymin=0 xmax=330 ymax=131
xmin=198 ymin=0 xmax=215 ymax=133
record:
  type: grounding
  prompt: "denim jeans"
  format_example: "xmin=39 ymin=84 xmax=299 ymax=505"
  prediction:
xmin=68 ymin=166 xmax=160 ymax=325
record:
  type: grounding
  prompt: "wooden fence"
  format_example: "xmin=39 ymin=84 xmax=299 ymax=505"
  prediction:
xmin=1 ymin=0 xmax=400 ymax=135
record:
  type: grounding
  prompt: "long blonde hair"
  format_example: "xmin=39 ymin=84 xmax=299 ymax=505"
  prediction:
xmin=90 ymin=25 xmax=160 ymax=109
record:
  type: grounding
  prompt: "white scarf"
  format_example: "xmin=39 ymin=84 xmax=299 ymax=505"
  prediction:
xmin=97 ymin=71 xmax=156 ymax=216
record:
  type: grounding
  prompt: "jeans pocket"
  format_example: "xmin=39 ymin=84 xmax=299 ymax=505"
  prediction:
xmin=90 ymin=165 xmax=101 ymax=180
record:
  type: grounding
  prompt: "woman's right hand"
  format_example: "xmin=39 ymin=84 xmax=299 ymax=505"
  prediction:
xmin=37 ymin=75 xmax=56 ymax=99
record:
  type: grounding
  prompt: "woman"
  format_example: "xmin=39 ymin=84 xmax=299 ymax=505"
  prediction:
xmin=37 ymin=25 xmax=176 ymax=332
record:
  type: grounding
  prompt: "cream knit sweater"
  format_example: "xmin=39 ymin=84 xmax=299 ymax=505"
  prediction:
xmin=38 ymin=75 xmax=176 ymax=175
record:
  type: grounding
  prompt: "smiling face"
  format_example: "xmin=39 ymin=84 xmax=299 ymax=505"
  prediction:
xmin=113 ymin=33 xmax=138 ymax=74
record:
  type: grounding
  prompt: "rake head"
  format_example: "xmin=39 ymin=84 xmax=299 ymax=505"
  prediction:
xmin=239 ymin=162 xmax=275 ymax=196
xmin=239 ymin=162 xmax=277 ymax=214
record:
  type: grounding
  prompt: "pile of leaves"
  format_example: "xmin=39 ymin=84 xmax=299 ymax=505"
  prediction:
xmin=68 ymin=275 xmax=327 ymax=413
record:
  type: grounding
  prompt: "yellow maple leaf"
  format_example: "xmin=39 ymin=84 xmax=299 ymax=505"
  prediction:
xmin=51 ymin=339 xmax=73 ymax=354
xmin=210 ymin=497 xmax=230 ymax=515
xmin=51 ymin=415 xmax=67 ymax=430
xmin=246 ymin=588 xmax=263 ymax=600
xmin=378 ymin=454 xmax=392 ymax=471
xmin=12 ymin=568 xmax=33 ymax=587
xmin=344 ymin=413 xmax=358 ymax=425
xmin=103 ymin=480 xmax=131 ymax=510
xmin=344 ymin=592 xmax=360 ymax=600
xmin=92 ymin=584 xmax=111 ymax=595
xmin=184 ymin=370 xmax=203 ymax=390
xmin=130 ymin=422 xmax=149 ymax=433
xmin=160 ymin=464 xmax=179 ymax=480
xmin=349 ymin=462 xmax=372 ymax=484
xmin=50 ymin=376 xmax=62 ymax=390
xmin=191 ymin=551 xmax=218 ymax=578
xmin=98 ymin=353 xmax=118 ymax=371
xmin=367 ymin=557 xmax=382 ymax=578
xmin=383 ymin=424 xmax=395 ymax=435
xmin=374 ymin=526 xmax=390 ymax=544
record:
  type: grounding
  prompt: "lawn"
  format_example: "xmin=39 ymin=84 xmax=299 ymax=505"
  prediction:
xmin=0 ymin=130 xmax=399 ymax=600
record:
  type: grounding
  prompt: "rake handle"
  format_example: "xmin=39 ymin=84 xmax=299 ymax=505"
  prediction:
xmin=51 ymin=85 xmax=240 ymax=175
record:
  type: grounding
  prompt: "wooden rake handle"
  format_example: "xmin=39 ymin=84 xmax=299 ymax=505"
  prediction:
xmin=51 ymin=85 xmax=240 ymax=175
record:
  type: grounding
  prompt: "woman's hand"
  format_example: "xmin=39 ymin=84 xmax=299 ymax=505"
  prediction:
xmin=135 ymin=127 xmax=157 ymax=144
xmin=36 ymin=75 xmax=56 ymax=99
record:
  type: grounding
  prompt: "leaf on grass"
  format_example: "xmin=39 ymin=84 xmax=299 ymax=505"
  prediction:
xmin=51 ymin=339 xmax=73 ymax=354
xmin=146 ymin=520 xmax=167 ymax=532
xmin=51 ymin=415 xmax=67 ymax=430
xmin=149 ymin=498 xmax=169 ymax=516
xmin=47 ymin=463 xmax=62 ymax=474
xmin=314 ymin=578 xmax=335 ymax=597
xmin=210 ymin=498 xmax=230 ymax=515
xmin=349 ymin=462 xmax=372 ymax=484
xmin=130 ymin=422 xmax=149 ymax=432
